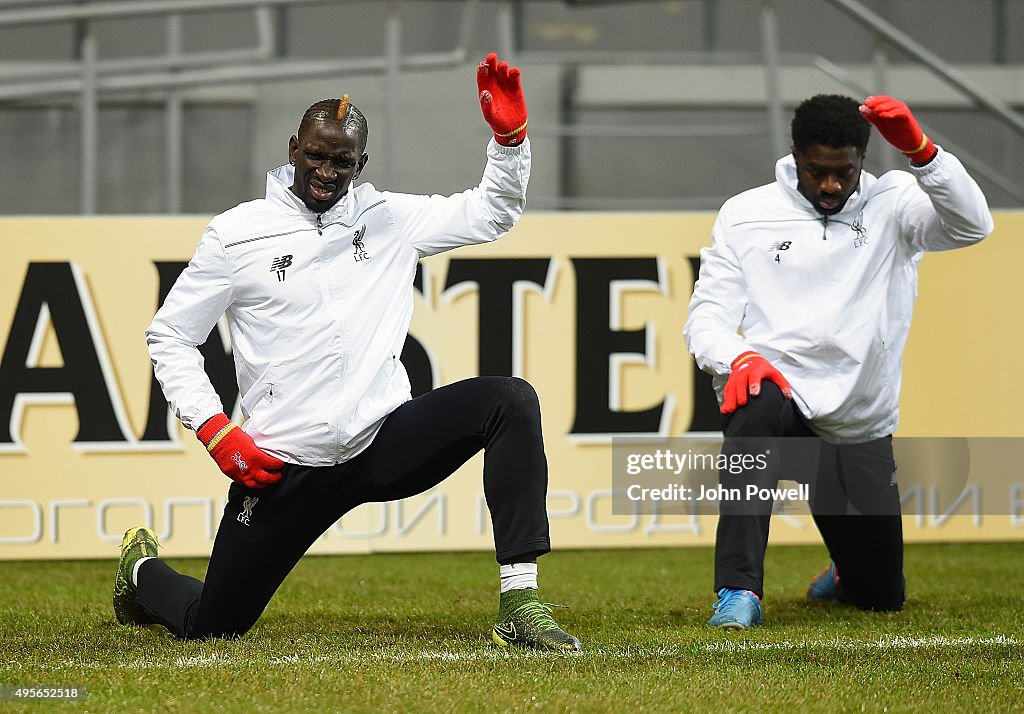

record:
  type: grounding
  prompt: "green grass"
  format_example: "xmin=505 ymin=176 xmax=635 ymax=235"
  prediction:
xmin=1 ymin=543 xmax=1022 ymax=713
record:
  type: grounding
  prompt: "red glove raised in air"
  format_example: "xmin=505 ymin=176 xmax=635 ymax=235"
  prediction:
xmin=477 ymin=52 xmax=528 ymax=146
xmin=859 ymin=95 xmax=937 ymax=164
xmin=721 ymin=351 xmax=793 ymax=415
xmin=196 ymin=413 xmax=284 ymax=488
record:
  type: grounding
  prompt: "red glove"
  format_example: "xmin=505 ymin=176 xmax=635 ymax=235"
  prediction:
xmin=477 ymin=52 xmax=527 ymax=146
xmin=196 ymin=413 xmax=284 ymax=488
xmin=859 ymin=95 xmax=936 ymax=164
xmin=721 ymin=351 xmax=793 ymax=415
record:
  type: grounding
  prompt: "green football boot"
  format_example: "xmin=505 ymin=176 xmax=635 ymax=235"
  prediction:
xmin=112 ymin=526 xmax=159 ymax=625
xmin=492 ymin=588 xmax=581 ymax=652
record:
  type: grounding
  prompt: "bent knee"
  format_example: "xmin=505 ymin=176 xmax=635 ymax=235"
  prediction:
xmin=855 ymin=599 xmax=904 ymax=613
xmin=479 ymin=376 xmax=540 ymax=413
xmin=183 ymin=613 xmax=257 ymax=641
xmin=855 ymin=589 xmax=905 ymax=612
xmin=841 ymin=581 xmax=905 ymax=613
xmin=181 ymin=626 xmax=249 ymax=641
xmin=724 ymin=381 xmax=791 ymax=436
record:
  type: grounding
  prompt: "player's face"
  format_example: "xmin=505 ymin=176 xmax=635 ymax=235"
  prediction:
xmin=288 ymin=120 xmax=368 ymax=213
xmin=792 ymin=144 xmax=864 ymax=216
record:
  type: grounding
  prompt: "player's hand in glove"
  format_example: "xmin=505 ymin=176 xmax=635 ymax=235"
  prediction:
xmin=721 ymin=351 xmax=793 ymax=415
xmin=859 ymin=95 xmax=937 ymax=165
xmin=196 ymin=413 xmax=284 ymax=488
xmin=477 ymin=52 xmax=527 ymax=146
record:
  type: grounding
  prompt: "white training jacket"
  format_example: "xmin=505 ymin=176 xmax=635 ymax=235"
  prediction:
xmin=147 ymin=138 xmax=530 ymax=466
xmin=685 ymin=148 xmax=993 ymax=443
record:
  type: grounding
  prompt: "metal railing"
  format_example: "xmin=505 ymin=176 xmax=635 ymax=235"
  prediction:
xmin=827 ymin=0 xmax=1024 ymax=139
xmin=823 ymin=0 xmax=1024 ymax=202
xmin=0 ymin=0 xmax=491 ymax=213
xmin=0 ymin=0 xmax=1021 ymax=212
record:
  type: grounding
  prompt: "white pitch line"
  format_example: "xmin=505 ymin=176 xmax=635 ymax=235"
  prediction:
xmin=16 ymin=635 xmax=1018 ymax=672
xmin=703 ymin=635 xmax=1019 ymax=652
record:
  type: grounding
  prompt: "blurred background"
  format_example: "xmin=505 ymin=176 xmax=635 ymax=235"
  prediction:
xmin=1 ymin=0 xmax=1022 ymax=215
xmin=3 ymin=1 xmax=1023 ymax=562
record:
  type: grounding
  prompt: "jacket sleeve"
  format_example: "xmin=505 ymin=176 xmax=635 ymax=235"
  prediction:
xmin=897 ymin=147 xmax=995 ymax=253
xmin=382 ymin=138 xmax=530 ymax=258
xmin=145 ymin=225 xmax=234 ymax=432
xmin=684 ymin=208 xmax=753 ymax=377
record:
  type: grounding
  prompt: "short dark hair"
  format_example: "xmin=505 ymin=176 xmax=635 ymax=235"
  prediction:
xmin=297 ymin=97 xmax=368 ymax=151
xmin=791 ymin=94 xmax=870 ymax=152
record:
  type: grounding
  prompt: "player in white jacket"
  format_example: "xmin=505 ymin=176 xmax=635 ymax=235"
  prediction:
xmin=111 ymin=54 xmax=580 ymax=651
xmin=685 ymin=94 xmax=993 ymax=630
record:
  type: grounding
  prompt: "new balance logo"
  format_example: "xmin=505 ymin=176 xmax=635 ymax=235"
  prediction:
xmin=238 ymin=496 xmax=258 ymax=526
xmin=352 ymin=225 xmax=370 ymax=262
xmin=270 ymin=254 xmax=293 ymax=281
xmin=769 ymin=240 xmax=792 ymax=264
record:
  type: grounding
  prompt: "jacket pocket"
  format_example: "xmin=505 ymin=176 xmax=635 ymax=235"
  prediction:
xmin=240 ymin=374 xmax=274 ymax=420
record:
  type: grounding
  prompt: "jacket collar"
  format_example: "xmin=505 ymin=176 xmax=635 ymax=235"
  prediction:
xmin=774 ymin=154 xmax=875 ymax=219
xmin=265 ymin=164 xmax=355 ymax=222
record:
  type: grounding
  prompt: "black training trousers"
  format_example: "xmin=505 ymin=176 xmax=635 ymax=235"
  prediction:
xmin=714 ymin=382 xmax=905 ymax=611
xmin=136 ymin=376 xmax=551 ymax=639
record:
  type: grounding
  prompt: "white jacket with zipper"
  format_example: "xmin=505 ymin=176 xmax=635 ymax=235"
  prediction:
xmin=147 ymin=138 xmax=530 ymax=466
xmin=685 ymin=148 xmax=993 ymax=443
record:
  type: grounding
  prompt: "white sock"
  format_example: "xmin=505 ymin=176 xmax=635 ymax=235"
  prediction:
xmin=499 ymin=562 xmax=538 ymax=593
xmin=132 ymin=556 xmax=156 ymax=587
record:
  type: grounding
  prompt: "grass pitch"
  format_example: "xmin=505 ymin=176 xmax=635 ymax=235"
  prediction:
xmin=1 ymin=542 xmax=1021 ymax=713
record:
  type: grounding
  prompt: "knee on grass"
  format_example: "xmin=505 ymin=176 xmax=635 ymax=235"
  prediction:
xmin=839 ymin=582 xmax=905 ymax=613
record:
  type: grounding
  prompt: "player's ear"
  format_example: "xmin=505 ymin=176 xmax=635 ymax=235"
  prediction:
xmin=288 ymin=135 xmax=299 ymax=165
xmin=355 ymin=152 xmax=369 ymax=178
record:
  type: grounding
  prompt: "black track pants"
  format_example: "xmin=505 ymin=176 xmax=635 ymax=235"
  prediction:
xmin=136 ymin=376 xmax=551 ymax=639
xmin=713 ymin=382 xmax=905 ymax=611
